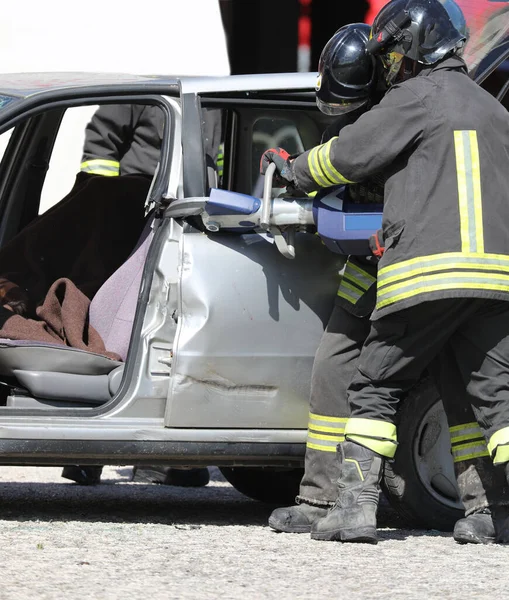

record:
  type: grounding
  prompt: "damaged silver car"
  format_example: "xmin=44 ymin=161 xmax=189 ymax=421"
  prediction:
xmin=0 ymin=21 xmax=506 ymax=530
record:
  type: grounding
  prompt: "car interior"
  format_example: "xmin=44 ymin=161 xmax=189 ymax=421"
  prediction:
xmin=0 ymin=90 xmax=330 ymax=413
xmin=0 ymin=100 xmax=169 ymax=410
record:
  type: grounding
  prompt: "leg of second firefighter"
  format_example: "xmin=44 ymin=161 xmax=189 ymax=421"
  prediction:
xmin=431 ymin=347 xmax=509 ymax=544
xmin=311 ymin=299 xmax=481 ymax=543
xmin=269 ymin=301 xmax=371 ymax=533
xmin=447 ymin=301 xmax=509 ymax=543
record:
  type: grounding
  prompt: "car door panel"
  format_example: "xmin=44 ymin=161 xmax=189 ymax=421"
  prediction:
xmin=165 ymin=230 xmax=345 ymax=429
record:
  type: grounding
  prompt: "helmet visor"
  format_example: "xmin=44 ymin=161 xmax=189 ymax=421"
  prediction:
xmin=316 ymin=96 xmax=367 ymax=116
xmin=381 ymin=51 xmax=405 ymax=86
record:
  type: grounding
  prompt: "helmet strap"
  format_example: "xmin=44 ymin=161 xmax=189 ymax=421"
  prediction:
xmin=367 ymin=10 xmax=411 ymax=55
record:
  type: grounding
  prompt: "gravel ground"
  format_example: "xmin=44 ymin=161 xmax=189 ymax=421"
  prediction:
xmin=0 ymin=465 xmax=506 ymax=600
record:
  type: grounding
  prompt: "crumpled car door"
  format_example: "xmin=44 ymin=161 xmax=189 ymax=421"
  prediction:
xmin=165 ymin=229 xmax=344 ymax=429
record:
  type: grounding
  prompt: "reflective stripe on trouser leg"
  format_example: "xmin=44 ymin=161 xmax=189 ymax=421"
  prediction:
xmin=489 ymin=428 xmax=509 ymax=465
xmin=347 ymin=300 xmax=505 ymax=456
xmin=345 ymin=418 xmax=398 ymax=458
xmin=446 ymin=301 xmax=509 ymax=466
xmin=297 ymin=302 xmax=372 ymax=507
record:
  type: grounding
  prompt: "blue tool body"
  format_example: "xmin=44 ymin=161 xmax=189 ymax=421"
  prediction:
xmin=312 ymin=186 xmax=383 ymax=255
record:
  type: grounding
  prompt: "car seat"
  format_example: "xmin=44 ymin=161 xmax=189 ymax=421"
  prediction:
xmin=0 ymin=213 xmax=157 ymax=408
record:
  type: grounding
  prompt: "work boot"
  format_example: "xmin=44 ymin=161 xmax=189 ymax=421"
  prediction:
xmin=454 ymin=509 xmax=496 ymax=544
xmin=454 ymin=457 xmax=509 ymax=544
xmin=132 ymin=466 xmax=210 ymax=487
xmin=268 ymin=503 xmax=329 ymax=533
xmin=454 ymin=507 xmax=509 ymax=544
xmin=311 ymin=441 xmax=383 ymax=544
xmin=61 ymin=465 xmax=103 ymax=485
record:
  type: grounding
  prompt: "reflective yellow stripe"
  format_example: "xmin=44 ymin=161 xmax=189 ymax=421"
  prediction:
xmin=377 ymin=274 xmax=509 ymax=309
xmin=378 ymin=257 xmax=509 ymax=288
xmin=342 ymin=264 xmax=374 ymax=292
xmin=494 ymin=444 xmax=509 ymax=465
xmin=345 ymin=418 xmax=397 ymax=458
xmin=346 ymin=435 xmax=397 ymax=458
xmin=454 ymin=131 xmax=484 ymax=254
xmin=307 ymin=432 xmax=345 ymax=444
xmin=345 ymin=418 xmax=397 ymax=440
xmin=345 ymin=458 xmax=364 ymax=481
xmin=307 ymin=442 xmax=340 ymax=452
xmin=452 ymin=441 xmax=489 ymax=462
xmin=337 ymin=288 xmax=357 ymax=304
xmin=379 ymin=251 xmax=509 ymax=278
xmin=307 ymin=140 xmax=354 ymax=188
xmin=317 ymin=138 xmax=355 ymax=185
xmin=449 ymin=422 xmax=484 ymax=444
xmin=450 ymin=421 xmax=478 ymax=433
xmin=337 ymin=259 xmax=374 ymax=304
xmin=309 ymin=423 xmax=346 ymax=433
xmin=451 ymin=433 xmax=485 ymax=444
xmin=309 ymin=412 xmax=348 ymax=424
xmin=455 ymin=131 xmax=471 ymax=253
xmin=308 ymin=146 xmax=332 ymax=187
xmin=80 ymin=159 xmax=120 ymax=176
xmin=470 ymin=131 xmax=484 ymax=253
xmin=343 ymin=271 xmax=370 ymax=291
xmin=338 ymin=280 xmax=364 ymax=301
xmin=347 ymin=260 xmax=376 ymax=283
xmin=488 ymin=426 xmax=509 ymax=461
xmin=307 ymin=412 xmax=345 ymax=451
xmin=216 ymin=145 xmax=224 ymax=177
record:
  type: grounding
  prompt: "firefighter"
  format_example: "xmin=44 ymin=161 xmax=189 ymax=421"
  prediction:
xmin=79 ymin=104 xmax=163 ymax=177
xmin=262 ymin=2 xmax=509 ymax=544
xmin=79 ymin=104 xmax=223 ymax=179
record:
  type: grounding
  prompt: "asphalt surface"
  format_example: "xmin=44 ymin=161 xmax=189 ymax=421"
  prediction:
xmin=0 ymin=465 xmax=507 ymax=600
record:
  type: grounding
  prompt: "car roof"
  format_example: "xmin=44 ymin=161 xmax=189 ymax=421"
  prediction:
xmin=0 ymin=71 xmax=318 ymax=99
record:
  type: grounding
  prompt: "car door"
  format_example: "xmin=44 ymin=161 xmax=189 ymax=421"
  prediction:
xmin=164 ymin=84 xmax=347 ymax=429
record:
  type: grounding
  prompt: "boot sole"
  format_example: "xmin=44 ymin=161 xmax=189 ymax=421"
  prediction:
xmin=311 ymin=526 xmax=378 ymax=544
xmin=454 ymin=532 xmax=495 ymax=545
xmin=268 ymin=515 xmax=311 ymax=534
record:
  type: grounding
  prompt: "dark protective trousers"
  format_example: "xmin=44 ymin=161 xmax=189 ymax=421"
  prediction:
xmin=298 ymin=299 xmax=509 ymax=514
xmin=348 ymin=298 xmax=509 ymax=464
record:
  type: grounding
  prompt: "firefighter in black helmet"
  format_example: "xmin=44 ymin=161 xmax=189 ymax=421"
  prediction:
xmin=263 ymin=5 xmax=509 ymax=545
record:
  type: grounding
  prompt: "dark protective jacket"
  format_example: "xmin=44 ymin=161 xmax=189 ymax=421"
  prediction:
xmin=292 ymin=56 xmax=509 ymax=319
xmin=81 ymin=105 xmax=223 ymax=178
xmin=81 ymin=105 xmax=164 ymax=177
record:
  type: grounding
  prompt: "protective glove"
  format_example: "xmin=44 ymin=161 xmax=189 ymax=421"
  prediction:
xmin=259 ymin=147 xmax=295 ymax=188
xmin=369 ymin=229 xmax=385 ymax=262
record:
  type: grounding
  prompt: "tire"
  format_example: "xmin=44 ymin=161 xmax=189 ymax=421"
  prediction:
xmin=219 ymin=466 xmax=304 ymax=504
xmin=382 ymin=377 xmax=464 ymax=531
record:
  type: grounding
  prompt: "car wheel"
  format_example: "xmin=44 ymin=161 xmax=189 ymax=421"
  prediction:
xmin=219 ymin=466 xmax=304 ymax=504
xmin=382 ymin=377 xmax=464 ymax=531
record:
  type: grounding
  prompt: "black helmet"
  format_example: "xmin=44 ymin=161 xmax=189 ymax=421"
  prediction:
xmin=367 ymin=0 xmax=468 ymax=85
xmin=316 ymin=22 xmax=377 ymax=116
